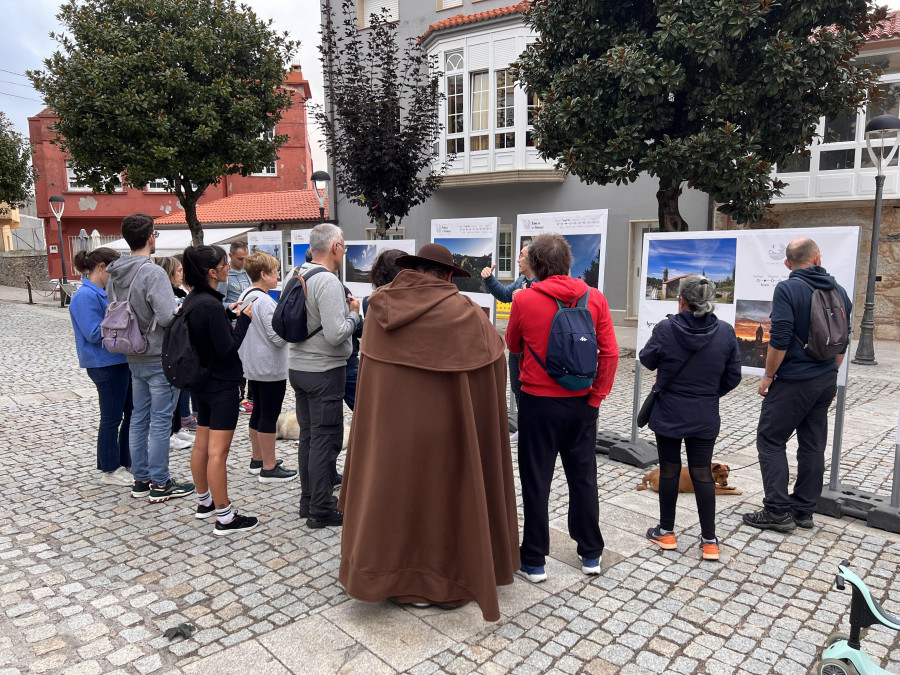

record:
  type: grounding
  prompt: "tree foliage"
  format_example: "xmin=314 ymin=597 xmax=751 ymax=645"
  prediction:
xmin=29 ymin=0 xmax=297 ymax=244
xmin=317 ymin=0 xmax=448 ymax=239
xmin=515 ymin=0 xmax=885 ymax=230
xmin=0 ymin=112 xmax=36 ymax=208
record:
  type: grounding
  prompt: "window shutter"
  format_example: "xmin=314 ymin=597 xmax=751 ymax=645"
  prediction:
xmin=364 ymin=0 xmax=398 ymax=23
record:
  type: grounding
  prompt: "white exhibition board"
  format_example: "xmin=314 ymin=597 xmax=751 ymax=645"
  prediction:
xmin=290 ymin=229 xmax=311 ymax=274
xmin=247 ymin=230 xmax=285 ymax=279
xmin=515 ymin=209 xmax=609 ymax=290
xmin=636 ymin=227 xmax=860 ymax=383
xmin=431 ymin=217 xmax=499 ymax=321
xmin=341 ymin=239 xmax=416 ymax=299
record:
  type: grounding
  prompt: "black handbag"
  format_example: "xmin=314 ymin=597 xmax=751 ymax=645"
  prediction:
xmin=637 ymin=346 xmax=699 ymax=428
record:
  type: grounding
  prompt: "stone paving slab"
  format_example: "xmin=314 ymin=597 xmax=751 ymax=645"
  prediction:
xmin=1 ymin=293 xmax=900 ymax=673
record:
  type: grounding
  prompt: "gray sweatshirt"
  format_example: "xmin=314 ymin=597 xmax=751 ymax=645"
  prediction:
xmin=237 ymin=287 xmax=288 ymax=381
xmin=106 ymin=254 xmax=177 ymax=363
xmin=288 ymin=263 xmax=360 ymax=373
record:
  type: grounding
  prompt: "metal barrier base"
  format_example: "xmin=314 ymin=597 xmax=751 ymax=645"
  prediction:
xmin=596 ymin=432 xmax=658 ymax=468
xmin=817 ymin=484 xmax=900 ymax=534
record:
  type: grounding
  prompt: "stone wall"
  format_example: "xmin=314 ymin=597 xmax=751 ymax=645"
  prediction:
xmin=715 ymin=199 xmax=900 ymax=340
xmin=0 ymin=252 xmax=50 ymax=289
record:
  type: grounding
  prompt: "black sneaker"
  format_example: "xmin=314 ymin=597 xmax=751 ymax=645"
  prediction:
xmin=248 ymin=458 xmax=283 ymax=475
xmin=742 ymin=508 xmax=797 ymax=532
xmin=307 ymin=509 xmax=343 ymax=529
xmin=149 ymin=479 xmax=195 ymax=503
xmin=131 ymin=480 xmax=151 ymax=499
xmin=259 ymin=465 xmax=298 ymax=483
xmin=213 ymin=513 xmax=259 ymax=536
xmin=195 ymin=503 xmax=216 ymax=520
xmin=791 ymin=511 xmax=814 ymax=529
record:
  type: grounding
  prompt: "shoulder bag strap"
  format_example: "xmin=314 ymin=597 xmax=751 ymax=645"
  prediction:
xmin=655 ymin=319 xmax=699 ymax=393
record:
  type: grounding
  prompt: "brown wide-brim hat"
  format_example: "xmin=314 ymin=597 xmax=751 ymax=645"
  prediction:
xmin=396 ymin=242 xmax=471 ymax=278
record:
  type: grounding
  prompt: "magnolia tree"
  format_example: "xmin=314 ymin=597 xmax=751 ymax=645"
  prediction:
xmin=515 ymin=0 xmax=885 ymax=230
xmin=30 ymin=0 xmax=297 ymax=244
xmin=317 ymin=0 xmax=448 ymax=239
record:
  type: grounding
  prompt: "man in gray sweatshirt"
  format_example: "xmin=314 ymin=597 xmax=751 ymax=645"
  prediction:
xmin=289 ymin=223 xmax=360 ymax=528
xmin=106 ymin=214 xmax=194 ymax=504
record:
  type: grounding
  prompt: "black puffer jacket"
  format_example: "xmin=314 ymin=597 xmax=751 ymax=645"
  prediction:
xmin=639 ymin=311 xmax=741 ymax=439
xmin=182 ymin=283 xmax=250 ymax=390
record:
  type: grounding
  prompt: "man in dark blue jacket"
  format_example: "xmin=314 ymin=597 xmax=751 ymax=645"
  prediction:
xmin=481 ymin=245 xmax=536 ymax=444
xmin=743 ymin=238 xmax=852 ymax=533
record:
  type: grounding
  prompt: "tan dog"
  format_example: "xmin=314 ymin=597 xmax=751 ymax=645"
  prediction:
xmin=637 ymin=463 xmax=742 ymax=495
xmin=275 ymin=411 xmax=350 ymax=450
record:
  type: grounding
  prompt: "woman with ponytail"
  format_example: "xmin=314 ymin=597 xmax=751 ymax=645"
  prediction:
xmin=181 ymin=245 xmax=257 ymax=535
xmin=639 ymin=275 xmax=741 ymax=561
xmin=69 ymin=247 xmax=133 ymax=487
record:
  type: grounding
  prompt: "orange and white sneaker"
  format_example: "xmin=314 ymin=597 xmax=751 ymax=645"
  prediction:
xmin=700 ymin=539 xmax=720 ymax=561
xmin=646 ymin=526 xmax=677 ymax=550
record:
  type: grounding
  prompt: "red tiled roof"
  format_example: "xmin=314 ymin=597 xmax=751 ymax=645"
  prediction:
xmin=422 ymin=2 xmax=529 ymax=39
xmin=867 ymin=10 xmax=900 ymax=40
xmin=155 ymin=189 xmax=327 ymax=225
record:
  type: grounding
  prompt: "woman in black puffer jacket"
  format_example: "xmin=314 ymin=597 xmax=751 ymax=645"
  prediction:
xmin=639 ymin=275 xmax=741 ymax=561
xmin=182 ymin=245 xmax=257 ymax=536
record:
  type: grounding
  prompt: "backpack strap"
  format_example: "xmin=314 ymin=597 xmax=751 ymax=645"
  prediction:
xmin=294 ymin=266 xmax=328 ymax=340
xmin=789 ymin=276 xmax=816 ymax=350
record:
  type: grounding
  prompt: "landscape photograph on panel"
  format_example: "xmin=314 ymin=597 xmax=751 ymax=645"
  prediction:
xmin=249 ymin=241 xmax=282 ymax=261
xmin=735 ymin=299 xmax=772 ymax=369
xmin=344 ymin=243 xmax=380 ymax=284
xmin=433 ymin=236 xmax=493 ymax=294
xmin=645 ymin=237 xmax=737 ymax=303
xmin=519 ymin=233 xmax=603 ymax=287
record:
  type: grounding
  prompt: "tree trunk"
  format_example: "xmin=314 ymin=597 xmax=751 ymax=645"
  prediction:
xmin=184 ymin=198 xmax=203 ymax=246
xmin=374 ymin=214 xmax=388 ymax=240
xmin=657 ymin=176 xmax=689 ymax=232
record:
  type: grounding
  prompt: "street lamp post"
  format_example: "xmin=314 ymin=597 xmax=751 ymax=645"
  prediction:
xmin=311 ymin=170 xmax=332 ymax=223
xmin=853 ymin=114 xmax=900 ymax=366
xmin=49 ymin=195 xmax=68 ymax=308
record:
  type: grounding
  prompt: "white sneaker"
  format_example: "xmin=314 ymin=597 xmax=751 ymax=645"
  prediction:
xmin=175 ymin=430 xmax=194 ymax=442
xmin=169 ymin=434 xmax=193 ymax=450
xmin=100 ymin=467 xmax=133 ymax=487
xmin=509 ymin=431 xmax=519 ymax=444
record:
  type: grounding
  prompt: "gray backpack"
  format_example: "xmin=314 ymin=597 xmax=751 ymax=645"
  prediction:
xmin=793 ymin=278 xmax=848 ymax=361
xmin=100 ymin=263 xmax=158 ymax=355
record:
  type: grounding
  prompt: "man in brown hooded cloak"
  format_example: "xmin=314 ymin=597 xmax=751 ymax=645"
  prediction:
xmin=338 ymin=243 xmax=519 ymax=622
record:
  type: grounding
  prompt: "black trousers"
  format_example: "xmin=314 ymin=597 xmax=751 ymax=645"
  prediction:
xmin=509 ymin=353 xmax=522 ymax=408
xmin=289 ymin=367 xmax=345 ymax=518
xmin=756 ymin=371 xmax=837 ymax=515
xmin=518 ymin=391 xmax=603 ymax=567
xmin=654 ymin=434 xmax=716 ymax=540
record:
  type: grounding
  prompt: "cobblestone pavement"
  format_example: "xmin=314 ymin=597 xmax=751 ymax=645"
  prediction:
xmin=1 ymin=291 xmax=900 ymax=674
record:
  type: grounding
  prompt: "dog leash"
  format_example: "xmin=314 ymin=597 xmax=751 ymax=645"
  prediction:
xmin=725 ymin=431 xmax=796 ymax=472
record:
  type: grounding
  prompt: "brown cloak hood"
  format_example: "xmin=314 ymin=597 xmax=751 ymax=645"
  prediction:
xmin=339 ymin=270 xmax=519 ymax=622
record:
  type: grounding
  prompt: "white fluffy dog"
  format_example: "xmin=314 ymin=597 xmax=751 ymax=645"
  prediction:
xmin=276 ymin=411 xmax=350 ymax=450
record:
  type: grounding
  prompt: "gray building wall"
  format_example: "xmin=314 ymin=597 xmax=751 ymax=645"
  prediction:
xmin=324 ymin=0 xmax=713 ymax=317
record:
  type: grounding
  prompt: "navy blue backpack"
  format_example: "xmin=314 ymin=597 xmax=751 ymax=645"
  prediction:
xmin=527 ymin=291 xmax=598 ymax=390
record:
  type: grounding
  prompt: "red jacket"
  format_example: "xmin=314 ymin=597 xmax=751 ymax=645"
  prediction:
xmin=506 ymin=276 xmax=618 ymax=407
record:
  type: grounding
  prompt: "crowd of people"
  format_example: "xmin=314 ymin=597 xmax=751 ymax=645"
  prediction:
xmin=68 ymin=215 xmax=851 ymax=620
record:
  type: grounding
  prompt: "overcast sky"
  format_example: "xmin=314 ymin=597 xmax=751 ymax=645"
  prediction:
xmin=0 ymin=0 xmax=327 ymax=171
xmin=4 ymin=0 xmax=900 ymax=179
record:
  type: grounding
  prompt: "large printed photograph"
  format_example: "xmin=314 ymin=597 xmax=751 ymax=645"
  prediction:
xmin=519 ymin=233 xmax=603 ymax=286
xmin=344 ymin=243 xmax=379 ymax=284
xmin=645 ymin=238 xmax=737 ymax=303
xmin=735 ymin=300 xmax=772 ymax=368
xmin=434 ymin=236 xmax=493 ymax=293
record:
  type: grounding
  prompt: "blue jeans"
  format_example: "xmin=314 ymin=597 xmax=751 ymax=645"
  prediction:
xmin=86 ymin=363 xmax=133 ymax=472
xmin=129 ymin=360 xmax=179 ymax=485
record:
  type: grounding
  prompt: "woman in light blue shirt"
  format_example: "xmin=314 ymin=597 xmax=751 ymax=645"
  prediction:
xmin=69 ymin=247 xmax=133 ymax=487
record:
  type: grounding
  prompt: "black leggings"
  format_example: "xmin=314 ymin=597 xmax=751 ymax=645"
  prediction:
xmin=654 ymin=434 xmax=716 ymax=541
xmin=248 ymin=380 xmax=286 ymax=434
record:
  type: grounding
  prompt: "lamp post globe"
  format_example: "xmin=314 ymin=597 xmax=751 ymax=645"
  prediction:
xmin=311 ymin=170 xmax=331 ymax=223
xmin=853 ymin=114 xmax=900 ymax=365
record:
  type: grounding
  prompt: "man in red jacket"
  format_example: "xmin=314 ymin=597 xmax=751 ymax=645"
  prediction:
xmin=506 ymin=233 xmax=618 ymax=582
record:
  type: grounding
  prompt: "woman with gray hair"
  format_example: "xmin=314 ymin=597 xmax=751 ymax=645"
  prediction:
xmin=639 ymin=275 xmax=741 ymax=561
